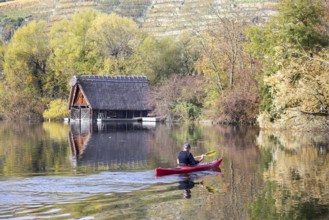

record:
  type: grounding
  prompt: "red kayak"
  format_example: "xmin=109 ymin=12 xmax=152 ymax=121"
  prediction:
xmin=155 ymin=158 xmax=223 ymax=176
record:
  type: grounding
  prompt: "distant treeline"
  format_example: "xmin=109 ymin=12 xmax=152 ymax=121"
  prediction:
xmin=0 ymin=0 xmax=328 ymax=131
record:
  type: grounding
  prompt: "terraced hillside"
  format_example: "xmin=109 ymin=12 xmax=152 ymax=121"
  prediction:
xmin=142 ymin=0 xmax=277 ymax=37
xmin=0 ymin=0 xmax=152 ymax=23
xmin=0 ymin=0 xmax=277 ymax=39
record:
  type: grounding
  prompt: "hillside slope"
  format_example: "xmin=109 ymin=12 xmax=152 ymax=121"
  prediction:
xmin=142 ymin=0 xmax=277 ymax=37
xmin=0 ymin=0 xmax=277 ymax=39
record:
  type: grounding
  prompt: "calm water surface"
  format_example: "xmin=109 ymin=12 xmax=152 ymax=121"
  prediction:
xmin=0 ymin=121 xmax=328 ymax=219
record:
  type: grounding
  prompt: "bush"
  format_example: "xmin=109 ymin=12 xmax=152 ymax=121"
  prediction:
xmin=172 ymin=101 xmax=202 ymax=122
xmin=43 ymin=99 xmax=69 ymax=120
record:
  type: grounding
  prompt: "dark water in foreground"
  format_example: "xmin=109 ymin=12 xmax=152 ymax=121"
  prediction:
xmin=0 ymin=121 xmax=328 ymax=219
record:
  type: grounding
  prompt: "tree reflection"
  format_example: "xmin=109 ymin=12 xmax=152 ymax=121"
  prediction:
xmin=249 ymin=130 xmax=329 ymax=219
xmin=1 ymin=121 xmax=329 ymax=219
xmin=0 ymin=121 xmax=71 ymax=176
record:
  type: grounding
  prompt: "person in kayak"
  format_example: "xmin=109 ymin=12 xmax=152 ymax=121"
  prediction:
xmin=177 ymin=143 xmax=204 ymax=166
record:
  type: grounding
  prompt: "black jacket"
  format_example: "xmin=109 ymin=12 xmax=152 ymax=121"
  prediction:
xmin=177 ymin=151 xmax=199 ymax=166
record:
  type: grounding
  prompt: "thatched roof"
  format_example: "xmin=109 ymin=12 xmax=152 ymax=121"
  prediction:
xmin=69 ymin=75 xmax=152 ymax=111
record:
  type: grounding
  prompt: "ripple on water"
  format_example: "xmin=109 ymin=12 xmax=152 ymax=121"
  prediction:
xmin=0 ymin=170 xmax=221 ymax=219
xmin=0 ymin=170 xmax=188 ymax=205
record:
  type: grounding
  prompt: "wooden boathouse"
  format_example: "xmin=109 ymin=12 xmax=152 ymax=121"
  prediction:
xmin=68 ymin=75 xmax=152 ymax=121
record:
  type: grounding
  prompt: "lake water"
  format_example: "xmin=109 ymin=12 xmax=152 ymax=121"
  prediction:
xmin=0 ymin=121 xmax=328 ymax=219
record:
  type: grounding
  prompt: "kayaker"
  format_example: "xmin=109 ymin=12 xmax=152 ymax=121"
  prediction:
xmin=177 ymin=143 xmax=204 ymax=166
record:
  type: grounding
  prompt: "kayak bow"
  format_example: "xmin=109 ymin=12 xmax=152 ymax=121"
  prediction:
xmin=155 ymin=158 xmax=223 ymax=176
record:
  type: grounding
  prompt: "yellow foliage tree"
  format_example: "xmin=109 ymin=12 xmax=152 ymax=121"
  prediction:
xmin=258 ymin=48 xmax=329 ymax=130
xmin=249 ymin=0 xmax=329 ymax=130
xmin=4 ymin=21 xmax=50 ymax=96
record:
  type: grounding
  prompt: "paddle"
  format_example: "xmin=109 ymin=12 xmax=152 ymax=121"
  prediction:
xmin=205 ymin=185 xmax=217 ymax=193
xmin=195 ymin=150 xmax=217 ymax=158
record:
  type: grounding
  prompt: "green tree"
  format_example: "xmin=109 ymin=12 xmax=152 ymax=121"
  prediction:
xmin=175 ymin=31 xmax=201 ymax=76
xmin=248 ymin=0 xmax=327 ymax=59
xmin=172 ymin=101 xmax=202 ymax=122
xmin=278 ymin=0 xmax=328 ymax=50
xmin=1 ymin=17 xmax=25 ymax=42
xmin=128 ymin=35 xmax=195 ymax=84
xmin=147 ymin=37 xmax=182 ymax=81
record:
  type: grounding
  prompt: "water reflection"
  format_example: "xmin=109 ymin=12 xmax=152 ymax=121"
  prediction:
xmin=69 ymin=122 xmax=154 ymax=171
xmin=0 ymin=122 xmax=71 ymax=176
xmin=1 ymin=121 xmax=329 ymax=219
xmin=177 ymin=171 xmax=221 ymax=199
xmin=178 ymin=174 xmax=205 ymax=199
xmin=249 ymin=130 xmax=329 ymax=219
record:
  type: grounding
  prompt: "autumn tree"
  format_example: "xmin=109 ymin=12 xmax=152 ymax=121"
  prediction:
xmin=151 ymin=75 xmax=207 ymax=122
xmin=3 ymin=21 xmax=50 ymax=96
xmin=0 ymin=21 xmax=50 ymax=120
xmin=49 ymin=11 xmax=147 ymax=94
xmin=248 ymin=0 xmax=329 ymax=130
xmin=0 ymin=11 xmax=150 ymax=120
xmin=48 ymin=10 xmax=98 ymax=97
xmin=88 ymin=13 xmax=141 ymax=57
xmin=0 ymin=86 xmax=44 ymax=120
xmin=194 ymin=1 xmax=260 ymax=123
xmin=87 ymin=13 xmax=144 ymax=75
